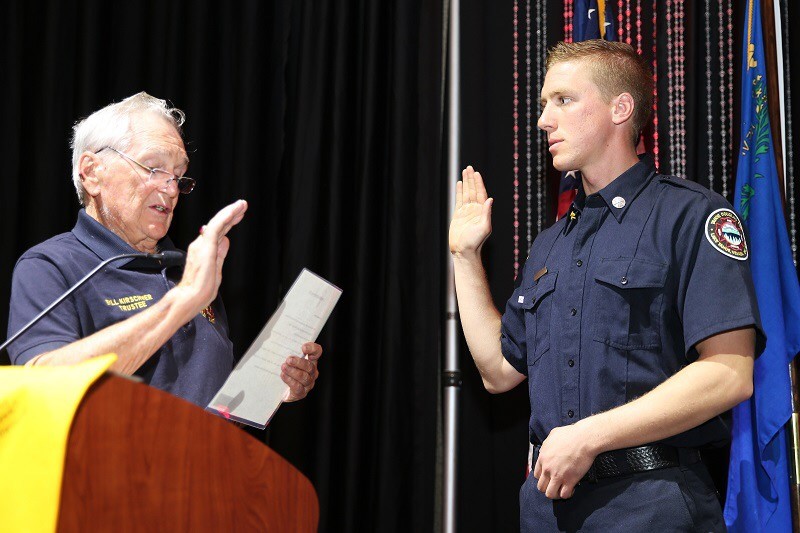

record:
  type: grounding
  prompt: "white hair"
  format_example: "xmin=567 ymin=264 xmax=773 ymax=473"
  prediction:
xmin=70 ymin=92 xmax=185 ymax=205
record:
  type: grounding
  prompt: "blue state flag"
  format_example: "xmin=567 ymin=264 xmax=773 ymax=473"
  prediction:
xmin=725 ymin=0 xmax=800 ymax=530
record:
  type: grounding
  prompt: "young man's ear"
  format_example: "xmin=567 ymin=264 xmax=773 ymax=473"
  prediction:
xmin=611 ymin=93 xmax=635 ymax=125
xmin=78 ymin=151 xmax=103 ymax=198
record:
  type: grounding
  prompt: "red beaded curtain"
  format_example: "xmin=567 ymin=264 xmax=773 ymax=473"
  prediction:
xmin=512 ymin=0 xmax=549 ymax=275
xmin=512 ymin=0 xmax=743 ymax=278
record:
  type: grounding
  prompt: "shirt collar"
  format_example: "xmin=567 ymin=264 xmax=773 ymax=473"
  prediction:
xmin=72 ymin=209 xmax=177 ymax=265
xmin=588 ymin=155 xmax=657 ymax=223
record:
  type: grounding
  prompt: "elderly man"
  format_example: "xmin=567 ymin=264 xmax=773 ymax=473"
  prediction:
xmin=450 ymin=41 xmax=763 ymax=531
xmin=7 ymin=92 xmax=321 ymax=406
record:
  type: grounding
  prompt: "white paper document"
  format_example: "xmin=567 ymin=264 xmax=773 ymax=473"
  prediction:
xmin=206 ymin=269 xmax=342 ymax=428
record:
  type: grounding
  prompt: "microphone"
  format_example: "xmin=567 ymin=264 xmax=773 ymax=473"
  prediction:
xmin=147 ymin=250 xmax=186 ymax=268
xmin=0 ymin=250 xmax=186 ymax=356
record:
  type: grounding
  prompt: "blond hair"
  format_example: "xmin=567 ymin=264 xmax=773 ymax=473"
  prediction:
xmin=546 ymin=40 xmax=653 ymax=143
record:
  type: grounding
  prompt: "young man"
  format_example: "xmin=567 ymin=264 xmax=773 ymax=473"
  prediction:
xmin=449 ymin=40 xmax=763 ymax=531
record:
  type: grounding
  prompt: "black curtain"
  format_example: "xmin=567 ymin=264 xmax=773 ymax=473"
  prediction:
xmin=1 ymin=1 xmax=444 ymax=531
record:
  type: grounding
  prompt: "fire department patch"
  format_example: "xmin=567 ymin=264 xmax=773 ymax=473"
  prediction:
xmin=704 ymin=208 xmax=748 ymax=260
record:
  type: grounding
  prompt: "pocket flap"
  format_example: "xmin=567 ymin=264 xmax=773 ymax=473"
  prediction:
xmin=520 ymin=271 xmax=558 ymax=309
xmin=594 ymin=258 xmax=667 ymax=289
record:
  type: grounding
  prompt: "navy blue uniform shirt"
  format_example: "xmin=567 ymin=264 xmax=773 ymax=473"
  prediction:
xmin=501 ymin=157 xmax=765 ymax=448
xmin=7 ymin=210 xmax=234 ymax=407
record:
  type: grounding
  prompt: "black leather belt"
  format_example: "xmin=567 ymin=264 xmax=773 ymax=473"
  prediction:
xmin=532 ymin=444 xmax=701 ymax=484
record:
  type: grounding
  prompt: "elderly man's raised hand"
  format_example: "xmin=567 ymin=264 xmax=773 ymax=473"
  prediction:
xmin=177 ymin=199 xmax=248 ymax=313
xmin=449 ymin=166 xmax=494 ymax=258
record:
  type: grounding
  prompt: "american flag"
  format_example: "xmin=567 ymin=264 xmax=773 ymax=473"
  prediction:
xmin=555 ymin=1 xmax=616 ymax=220
xmin=529 ymin=2 xmax=617 ymax=480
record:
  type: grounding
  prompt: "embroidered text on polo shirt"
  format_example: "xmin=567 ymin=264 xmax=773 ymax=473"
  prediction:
xmin=105 ymin=294 xmax=154 ymax=311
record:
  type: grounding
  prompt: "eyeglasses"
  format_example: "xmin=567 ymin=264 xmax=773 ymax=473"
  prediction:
xmin=96 ymin=146 xmax=196 ymax=194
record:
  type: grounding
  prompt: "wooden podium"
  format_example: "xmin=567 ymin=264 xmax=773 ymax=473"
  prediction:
xmin=56 ymin=374 xmax=319 ymax=532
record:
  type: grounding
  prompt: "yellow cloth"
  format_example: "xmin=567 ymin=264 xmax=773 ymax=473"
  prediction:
xmin=0 ymin=355 xmax=116 ymax=533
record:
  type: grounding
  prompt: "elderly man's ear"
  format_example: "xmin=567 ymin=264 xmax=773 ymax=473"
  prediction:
xmin=78 ymin=151 xmax=103 ymax=198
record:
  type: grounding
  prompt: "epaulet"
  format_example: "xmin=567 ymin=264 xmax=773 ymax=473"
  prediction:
xmin=657 ymin=174 xmax=716 ymax=200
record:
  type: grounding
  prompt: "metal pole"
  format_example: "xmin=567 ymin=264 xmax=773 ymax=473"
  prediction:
xmin=788 ymin=360 xmax=800 ymax=531
xmin=443 ymin=0 xmax=461 ymax=530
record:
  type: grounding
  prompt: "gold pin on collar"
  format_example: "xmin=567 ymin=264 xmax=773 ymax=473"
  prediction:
xmin=201 ymin=305 xmax=216 ymax=324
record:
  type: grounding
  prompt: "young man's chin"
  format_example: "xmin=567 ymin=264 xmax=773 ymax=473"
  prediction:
xmin=551 ymin=159 xmax=570 ymax=172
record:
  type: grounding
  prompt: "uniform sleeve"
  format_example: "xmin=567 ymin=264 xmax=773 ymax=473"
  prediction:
xmin=677 ymin=196 xmax=766 ymax=358
xmin=7 ymin=255 xmax=81 ymax=364
xmin=500 ymin=274 xmax=529 ymax=376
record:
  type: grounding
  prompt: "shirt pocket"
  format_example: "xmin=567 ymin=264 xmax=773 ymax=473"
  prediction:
xmin=521 ymin=271 xmax=558 ymax=366
xmin=591 ymin=258 xmax=667 ymax=350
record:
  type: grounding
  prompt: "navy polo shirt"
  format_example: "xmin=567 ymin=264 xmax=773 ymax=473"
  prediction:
xmin=501 ymin=157 xmax=765 ymax=448
xmin=7 ymin=209 xmax=234 ymax=407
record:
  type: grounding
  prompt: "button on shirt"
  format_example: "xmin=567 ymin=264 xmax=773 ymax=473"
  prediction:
xmin=7 ymin=210 xmax=234 ymax=407
xmin=500 ymin=157 xmax=764 ymax=448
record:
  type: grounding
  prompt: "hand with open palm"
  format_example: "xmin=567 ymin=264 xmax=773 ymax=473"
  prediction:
xmin=449 ymin=166 xmax=494 ymax=258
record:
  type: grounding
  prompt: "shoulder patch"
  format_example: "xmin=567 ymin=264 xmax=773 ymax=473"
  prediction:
xmin=704 ymin=208 xmax=748 ymax=260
